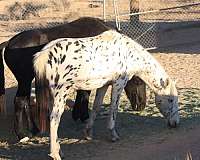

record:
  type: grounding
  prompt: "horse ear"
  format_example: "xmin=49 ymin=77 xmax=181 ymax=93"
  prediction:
xmin=164 ymin=78 xmax=170 ymax=88
xmin=160 ymin=78 xmax=170 ymax=88
xmin=174 ymin=79 xmax=178 ymax=84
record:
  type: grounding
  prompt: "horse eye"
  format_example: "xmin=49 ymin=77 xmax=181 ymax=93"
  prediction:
xmin=157 ymin=100 xmax=162 ymax=104
xmin=168 ymin=99 xmax=173 ymax=103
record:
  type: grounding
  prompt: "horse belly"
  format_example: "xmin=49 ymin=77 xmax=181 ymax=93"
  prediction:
xmin=73 ymin=78 xmax=111 ymax=90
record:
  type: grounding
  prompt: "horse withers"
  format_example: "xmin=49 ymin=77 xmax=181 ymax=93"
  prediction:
xmin=34 ymin=30 xmax=179 ymax=160
xmin=0 ymin=17 xmax=146 ymax=140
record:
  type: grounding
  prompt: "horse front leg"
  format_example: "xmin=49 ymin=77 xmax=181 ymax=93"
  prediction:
xmin=108 ymin=76 xmax=128 ymax=142
xmin=84 ymin=85 xmax=108 ymax=140
xmin=49 ymin=92 xmax=65 ymax=160
xmin=72 ymin=90 xmax=91 ymax=122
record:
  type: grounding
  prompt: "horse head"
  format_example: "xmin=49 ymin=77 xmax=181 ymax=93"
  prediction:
xmin=155 ymin=78 xmax=180 ymax=128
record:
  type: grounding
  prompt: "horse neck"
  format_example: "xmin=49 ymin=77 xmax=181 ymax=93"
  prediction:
xmin=126 ymin=40 xmax=176 ymax=96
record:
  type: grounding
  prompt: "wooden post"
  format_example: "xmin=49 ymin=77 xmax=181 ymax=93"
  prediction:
xmin=103 ymin=0 xmax=106 ymax=21
xmin=130 ymin=0 xmax=139 ymax=24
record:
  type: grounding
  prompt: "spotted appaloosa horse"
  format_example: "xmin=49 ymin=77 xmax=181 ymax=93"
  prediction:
xmin=34 ymin=30 xmax=180 ymax=160
xmin=0 ymin=17 xmax=146 ymax=140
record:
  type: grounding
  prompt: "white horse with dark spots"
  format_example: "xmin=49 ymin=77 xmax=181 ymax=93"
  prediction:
xmin=34 ymin=30 xmax=180 ymax=160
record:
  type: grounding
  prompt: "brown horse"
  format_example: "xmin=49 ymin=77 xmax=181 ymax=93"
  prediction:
xmin=0 ymin=17 xmax=146 ymax=140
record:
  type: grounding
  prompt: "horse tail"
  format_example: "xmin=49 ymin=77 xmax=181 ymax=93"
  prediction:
xmin=34 ymin=49 xmax=50 ymax=133
xmin=34 ymin=49 xmax=49 ymax=79
xmin=0 ymin=41 xmax=8 ymax=50
xmin=0 ymin=41 xmax=8 ymax=114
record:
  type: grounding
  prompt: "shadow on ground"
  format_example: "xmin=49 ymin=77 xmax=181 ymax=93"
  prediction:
xmin=1 ymin=87 xmax=200 ymax=160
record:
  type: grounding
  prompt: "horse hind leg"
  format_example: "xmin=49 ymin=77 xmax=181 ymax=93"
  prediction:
xmin=24 ymin=96 xmax=40 ymax=136
xmin=108 ymin=76 xmax=128 ymax=142
xmin=14 ymin=97 xmax=25 ymax=139
xmin=84 ymin=85 xmax=108 ymax=140
xmin=49 ymin=91 xmax=66 ymax=160
xmin=15 ymin=81 xmax=39 ymax=140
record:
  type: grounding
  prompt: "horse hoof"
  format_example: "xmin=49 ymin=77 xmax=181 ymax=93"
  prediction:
xmin=110 ymin=129 xmax=120 ymax=142
xmin=85 ymin=135 xmax=93 ymax=141
xmin=19 ymin=137 xmax=30 ymax=143
xmin=83 ymin=128 xmax=93 ymax=140
xmin=111 ymin=136 xmax=120 ymax=142
xmin=16 ymin=132 xmax=26 ymax=141
xmin=59 ymin=149 xmax=65 ymax=159
xmin=49 ymin=153 xmax=62 ymax=160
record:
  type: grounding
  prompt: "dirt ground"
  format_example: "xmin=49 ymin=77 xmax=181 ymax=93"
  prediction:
xmin=1 ymin=0 xmax=200 ymax=159
xmin=0 ymin=41 xmax=200 ymax=160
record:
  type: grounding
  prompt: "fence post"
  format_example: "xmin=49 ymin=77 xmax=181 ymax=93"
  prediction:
xmin=130 ymin=0 xmax=139 ymax=24
xmin=103 ymin=0 xmax=106 ymax=21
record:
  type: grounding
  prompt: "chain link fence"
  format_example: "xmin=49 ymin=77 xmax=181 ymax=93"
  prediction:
xmin=0 ymin=0 xmax=200 ymax=48
xmin=105 ymin=0 xmax=200 ymax=48
xmin=0 ymin=0 xmax=104 ymax=42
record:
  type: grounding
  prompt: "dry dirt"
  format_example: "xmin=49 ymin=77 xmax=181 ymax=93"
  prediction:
xmin=1 ymin=0 xmax=200 ymax=160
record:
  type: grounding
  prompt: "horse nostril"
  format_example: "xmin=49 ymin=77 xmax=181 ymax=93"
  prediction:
xmin=168 ymin=121 xmax=177 ymax=128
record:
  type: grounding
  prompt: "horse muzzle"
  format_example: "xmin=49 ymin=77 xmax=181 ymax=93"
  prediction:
xmin=167 ymin=115 xmax=180 ymax=128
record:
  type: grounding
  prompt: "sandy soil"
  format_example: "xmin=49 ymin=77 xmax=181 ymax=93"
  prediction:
xmin=1 ymin=0 xmax=200 ymax=160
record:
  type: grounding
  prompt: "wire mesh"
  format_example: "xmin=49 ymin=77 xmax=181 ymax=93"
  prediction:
xmin=0 ymin=0 xmax=200 ymax=48
xmin=0 ymin=0 xmax=104 ymax=38
xmin=110 ymin=0 xmax=200 ymax=48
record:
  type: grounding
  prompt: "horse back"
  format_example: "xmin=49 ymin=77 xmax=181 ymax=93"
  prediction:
xmin=45 ymin=17 xmax=112 ymax=41
xmin=6 ymin=17 xmax=112 ymax=49
xmin=8 ymin=29 xmax=47 ymax=49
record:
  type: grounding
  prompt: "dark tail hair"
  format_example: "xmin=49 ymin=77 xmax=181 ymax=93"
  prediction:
xmin=35 ymin=75 xmax=51 ymax=133
xmin=0 ymin=41 xmax=8 ymax=114
xmin=34 ymin=49 xmax=51 ymax=133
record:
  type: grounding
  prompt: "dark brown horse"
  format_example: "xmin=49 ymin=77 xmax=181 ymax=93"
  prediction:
xmin=0 ymin=17 xmax=146 ymax=140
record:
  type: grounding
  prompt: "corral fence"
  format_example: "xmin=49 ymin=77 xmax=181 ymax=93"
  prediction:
xmin=0 ymin=0 xmax=200 ymax=49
